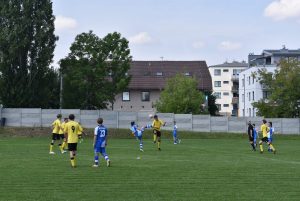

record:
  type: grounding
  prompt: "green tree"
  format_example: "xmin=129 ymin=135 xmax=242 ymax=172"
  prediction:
xmin=0 ymin=0 xmax=59 ymax=108
xmin=155 ymin=74 xmax=205 ymax=114
xmin=207 ymin=92 xmax=219 ymax=115
xmin=252 ymin=59 xmax=300 ymax=117
xmin=60 ymin=31 xmax=131 ymax=109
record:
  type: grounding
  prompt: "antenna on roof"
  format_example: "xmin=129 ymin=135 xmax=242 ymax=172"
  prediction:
xmin=282 ymin=45 xmax=286 ymax=49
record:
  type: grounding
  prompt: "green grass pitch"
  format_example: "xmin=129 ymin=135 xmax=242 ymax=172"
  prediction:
xmin=0 ymin=134 xmax=300 ymax=201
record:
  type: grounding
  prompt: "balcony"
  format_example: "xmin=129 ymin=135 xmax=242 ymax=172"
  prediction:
xmin=231 ymin=75 xmax=239 ymax=82
xmin=232 ymin=85 xmax=239 ymax=92
xmin=232 ymin=97 xmax=239 ymax=104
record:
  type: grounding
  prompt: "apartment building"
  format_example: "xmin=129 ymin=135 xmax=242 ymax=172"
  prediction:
xmin=209 ymin=61 xmax=248 ymax=116
xmin=239 ymin=47 xmax=300 ymax=117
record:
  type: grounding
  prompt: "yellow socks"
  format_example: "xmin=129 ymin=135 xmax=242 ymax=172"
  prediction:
xmin=259 ymin=144 xmax=263 ymax=152
xmin=269 ymin=144 xmax=275 ymax=151
xmin=70 ymin=157 xmax=76 ymax=167
xmin=61 ymin=141 xmax=66 ymax=150
xmin=158 ymin=141 xmax=161 ymax=149
xmin=153 ymin=135 xmax=157 ymax=142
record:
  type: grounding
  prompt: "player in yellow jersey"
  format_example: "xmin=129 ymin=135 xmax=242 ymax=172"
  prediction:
xmin=259 ymin=119 xmax=276 ymax=154
xmin=64 ymin=114 xmax=80 ymax=168
xmin=60 ymin=118 xmax=69 ymax=152
xmin=152 ymin=115 xmax=166 ymax=151
xmin=77 ymin=122 xmax=85 ymax=143
xmin=49 ymin=114 xmax=62 ymax=154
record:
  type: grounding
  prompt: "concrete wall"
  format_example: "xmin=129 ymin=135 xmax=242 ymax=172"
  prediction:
xmin=0 ymin=108 xmax=299 ymax=134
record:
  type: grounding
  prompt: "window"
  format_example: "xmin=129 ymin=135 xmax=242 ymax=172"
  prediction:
xmin=214 ymin=92 xmax=221 ymax=99
xmin=214 ymin=81 xmax=221 ymax=87
xmin=253 ymin=108 xmax=255 ymax=117
xmin=122 ymin=92 xmax=130 ymax=101
xmin=248 ymin=92 xmax=251 ymax=101
xmin=223 ymin=69 xmax=229 ymax=72
xmin=252 ymin=91 xmax=254 ymax=101
xmin=223 ymin=104 xmax=229 ymax=107
xmin=249 ymin=108 xmax=252 ymax=117
xmin=248 ymin=76 xmax=250 ymax=85
xmin=144 ymin=71 xmax=151 ymax=76
xmin=243 ymin=109 xmax=245 ymax=116
xmin=223 ymin=92 xmax=229 ymax=96
xmin=263 ymin=91 xmax=271 ymax=99
xmin=242 ymin=94 xmax=245 ymax=102
xmin=233 ymin=69 xmax=243 ymax=75
xmin=223 ymin=81 xmax=229 ymax=84
xmin=156 ymin=72 xmax=163 ymax=76
xmin=242 ymin=79 xmax=245 ymax=87
xmin=184 ymin=72 xmax=191 ymax=76
xmin=141 ymin=92 xmax=150 ymax=101
xmin=252 ymin=76 xmax=255 ymax=84
xmin=214 ymin=69 xmax=221 ymax=76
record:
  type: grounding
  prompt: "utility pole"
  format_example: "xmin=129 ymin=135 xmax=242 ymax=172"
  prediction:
xmin=59 ymin=70 xmax=63 ymax=109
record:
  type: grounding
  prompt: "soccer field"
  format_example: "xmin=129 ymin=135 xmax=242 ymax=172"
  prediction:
xmin=0 ymin=135 xmax=300 ymax=201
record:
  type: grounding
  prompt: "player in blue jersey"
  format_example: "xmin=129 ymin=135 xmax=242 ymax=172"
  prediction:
xmin=173 ymin=121 xmax=180 ymax=144
xmin=130 ymin=121 xmax=151 ymax=152
xmin=93 ymin=118 xmax=110 ymax=167
xmin=252 ymin=123 xmax=258 ymax=148
xmin=268 ymin=122 xmax=274 ymax=152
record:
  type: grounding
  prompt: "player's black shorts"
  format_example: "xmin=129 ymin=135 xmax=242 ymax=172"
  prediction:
xmin=248 ymin=134 xmax=254 ymax=141
xmin=261 ymin=137 xmax=268 ymax=143
xmin=153 ymin=129 xmax=161 ymax=137
xmin=68 ymin=143 xmax=77 ymax=151
xmin=52 ymin=133 xmax=60 ymax=140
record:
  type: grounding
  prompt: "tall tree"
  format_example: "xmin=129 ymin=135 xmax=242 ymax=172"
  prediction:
xmin=0 ymin=0 xmax=59 ymax=108
xmin=155 ymin=74 xmax=205 ymax=114
xmin=252 ymin=59 xmax=300 ymax=117
xmin=60 ymin=31 xmax=131 ymax=109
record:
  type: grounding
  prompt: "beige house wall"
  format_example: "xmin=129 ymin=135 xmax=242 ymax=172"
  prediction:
xmin=113 ymin=90 xmax=161 ymax=112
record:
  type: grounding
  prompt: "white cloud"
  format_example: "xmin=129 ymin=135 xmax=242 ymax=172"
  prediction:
xmin=192 ymin=41 xmax=205 ymax=49
xmin=129 ymin=32 xmax=153 ymax=45
xmin=218 ymin=41 xmax=242 ymax=51
xmin=264 ymin=0 xmax=300 ymax=21
xmin=55 ymin=15 xmax=78 ymax=31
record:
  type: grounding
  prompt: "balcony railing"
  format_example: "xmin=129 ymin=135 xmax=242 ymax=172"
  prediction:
xmin=232 ymin=85 xmax=239 ymax=92
xmin=231 ymin=75 xmax=239 ymax=81
xmin=232 ymin=97 xmax=239 ymax=104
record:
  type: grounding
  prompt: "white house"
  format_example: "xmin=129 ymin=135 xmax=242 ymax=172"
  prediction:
xmin=209 ymin=61 xmax=248 ymax=116
xmin=239 ymin=47 xmax=300 ymax=117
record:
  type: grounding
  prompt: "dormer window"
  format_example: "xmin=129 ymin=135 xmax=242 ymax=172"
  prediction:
xmin=184 ymin=72 xmax=191 ymax=76
xmin=156 ymin=72 xmax=163 ymax=76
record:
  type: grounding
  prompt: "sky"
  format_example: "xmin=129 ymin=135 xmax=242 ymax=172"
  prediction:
xmin=52 ymin=0 xmax=300 ymax=67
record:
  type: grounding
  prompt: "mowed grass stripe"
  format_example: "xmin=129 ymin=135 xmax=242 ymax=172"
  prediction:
xmin=0 ymin=136 xmax=300 ymax=201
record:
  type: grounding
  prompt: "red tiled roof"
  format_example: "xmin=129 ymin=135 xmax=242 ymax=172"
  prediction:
xmin=128 ymin=61 xmax=212 ymax=91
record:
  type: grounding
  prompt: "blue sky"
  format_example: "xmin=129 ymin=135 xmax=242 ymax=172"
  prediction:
xmin=52 ymin=0 xmax=300 ymax=67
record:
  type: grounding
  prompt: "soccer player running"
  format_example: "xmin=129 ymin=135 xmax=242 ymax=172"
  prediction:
xmin=252 ymin=123 xmax=258 ymax=148
xmin=64 ymin=114 xmax=80 ymax=168
xmin=49 ymin=114 xmax=63 ymax=154
xmin=60 ymin=118 xmax=69 ymax=151
xmin=268 ymin=122 xmax=274 ymax=152
xmin=173 ymin=121 xmax=180 ymax=144
xmin=259 ymin=119 xmax=276 ymax=154
xmin=152 ymin=115 xmax=166 ymax=151
xmin=247 ymin=121 xmax=256 ymax=151
xmin=93 ymin=118 xmax=110 ymax=167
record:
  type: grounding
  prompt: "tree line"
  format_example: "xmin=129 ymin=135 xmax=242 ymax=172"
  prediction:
xmin=3 ymin=1 xmax=299 ymax=117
